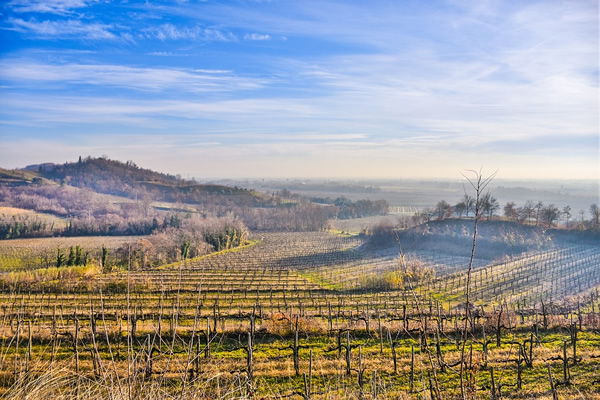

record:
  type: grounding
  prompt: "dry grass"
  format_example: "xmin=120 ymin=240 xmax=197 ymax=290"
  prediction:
xmin=0 ymin=235 xmax=143 ymax=272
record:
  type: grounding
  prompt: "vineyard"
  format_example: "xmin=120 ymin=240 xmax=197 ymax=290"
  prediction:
xmin=0 ymin=228 xmax=599 ymax=399
xmin=0 ymin=236 xmax=145 ymax=272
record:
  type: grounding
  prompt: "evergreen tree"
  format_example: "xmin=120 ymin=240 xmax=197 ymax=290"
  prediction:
xmin=101 ymin=245 xmax=108 ymax=272
xmin=181 ymin=241 xmax=191 ymax=260
xmin=75 ymin=245 xmax=82 ymax=265
xmin=56 ymin=248 xmax=65 ymax=268
xmin=67 ymin=246 xmax=76 ymax=266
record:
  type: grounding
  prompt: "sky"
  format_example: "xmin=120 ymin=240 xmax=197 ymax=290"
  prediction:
xmin=0 ymin=0 xmax=598 ymax=180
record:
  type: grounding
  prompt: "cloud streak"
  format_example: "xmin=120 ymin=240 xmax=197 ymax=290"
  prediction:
xmin=244 ymin=33 xmax=270 ymax=40
xmin=0 ymin=61 xmax=267 ymax=92
xmin=146 ymin=23 xmax=237 ymax=41
xmin=6 ymin=17 xmax=117 ymax=39
xmin=6 ymin=0 xmax=94 ymax=15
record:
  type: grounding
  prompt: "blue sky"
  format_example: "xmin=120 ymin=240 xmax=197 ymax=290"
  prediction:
xmin=0 ymin=0 xmax=598 ymax=179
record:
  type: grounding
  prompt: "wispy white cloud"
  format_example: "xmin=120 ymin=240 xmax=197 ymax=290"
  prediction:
xmin=0 ymin=61 xmax=266 ymax=92
xmin=6 ymin=17 xmax=117 ymax=39
xmin=198 ymin=132 xmax=368 ymax=142
xmin=0 ymin=95 xmax=323 ymax=131
xmin=6 ymin=0 xmax=94 ymax=15
xmin=244 ymin=33 xmax=271 ymax=40
xmin=145 ymin=23 xmax=237 ymax=41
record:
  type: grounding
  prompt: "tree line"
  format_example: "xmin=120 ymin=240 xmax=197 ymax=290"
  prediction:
xmin=310 ymin=196 xmax=389 ymax=219
xmin=26 ymin=216 xmax=249 ymax=275
xmin=428 ymin=194 xmax=600 ymax=230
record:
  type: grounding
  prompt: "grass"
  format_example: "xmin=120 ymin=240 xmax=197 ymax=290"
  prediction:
xmin=297 ymin=270 xmax=343 ymax=290
xmin=4 ymin=326 xmax=599 ymax=399
xmin=0 ymin=235 xmax=144 ymax=272
xmin=1 ymin=289 xmax=599 ymax=399
xmin=0 ymin=206 xmax=68 ymax=231
xmin=1 ymin=231 xmax=599 ymax=398
xmin=157 ymin=239 xmax=261 ymax=270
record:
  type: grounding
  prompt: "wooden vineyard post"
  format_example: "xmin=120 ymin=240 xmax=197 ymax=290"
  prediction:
xmin=542 ymin=301 xmax=548 ymax=331
xmin=517 ymin=345 xmax=523 ymax=390
xmin=482 ymin=324 xmax=489 ymax=369
xmin=249 ymin=312 xmax=256 ymax=348
xmin=547 ymin=364 xmax=558 ymax=400
xmin=246 ymin=332 xmax=253 ymax=384
xmin=13 ymin=318 xmax=21 ymax=384
xmin=205 ymin=317 xmax=211 ymax=358
xmin=145 ymin=334 xmax=153 ymax=379
xmin=496 ymin=307 xmax=503 ymax=348
xmin=435 ymin=327 xmax=445 ymax=372
xmin=51 ymin=305 xmax=57 ymax=370
xmin=74 ymin=317 xmax=80 ymax=398
xmin=328 ymin=302 xmax=333 ymax=332
xmin=528 ymin=332 xmax=534 ymax=368
xmin=410 ymin=345 xmax=415 ymax=393
xmin=117 ymin=307 xmax=122 ymax=356
xmin=372 ymin=369 xmax=378 ymax=399
xmin=25 ymin=320 xmax=31 ymax=377
xmin=74 ymin=318 xmax=80 ymax=375
xmin=15 ymin=318 xmax=20 ymax=360
xmin=345 ymin=330 xmax=352 ymax=376
xmin=577 ymin=301 xmax=582 ymax=331
xmin=90 ymin=304 xmax=96 ymax=336
xmin=570 ymin=324 xmax=578 ymax=364
xmin=212 ymin=303 xmax=218 ymax=333
xmin=562 ymin=340 xmax=570 ymax=384
xmin=157 ymin=294 xmax=163 ymax=341
xmin=131 ymin=306 xmax=138 ymax=341
xmin=469 ymin=343 xmax=473 ymax=372
xmin=89 ymin=305 xmax=102 ymax=380
xmin=357 ymin=345 xmax=366 ymax=393
xmin=387 ymin=328 xmax=397 ymax=375
xmin=378 ymin=311 xmax=383 ymax=354
xmin=490 ymin=366 xmax=497 ymax=400
xmin=308 ymin=348 xmax=313 ymax=396
xmin=293 ymin=325 xmax=300 ymax=376
xmin=195 ymin=332 xmax=201 ymax=377
xmin=302 ymin=373 xmax=311 ymax=400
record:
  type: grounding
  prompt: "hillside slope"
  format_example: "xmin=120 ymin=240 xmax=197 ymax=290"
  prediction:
xmin=21 ymin=157 xmax=267 ymax=205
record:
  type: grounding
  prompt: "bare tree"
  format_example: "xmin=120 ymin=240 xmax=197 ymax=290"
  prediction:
xmin=562 ymin=205 xmax=572 ymax=229
xmin=579 ymin=209 xmax=586 ymax=229
xmin=454 ymin=200 xmax=467 ymax=218
xmin=480 ymin=193 xmax=500 ymax=220
xmin=541 ymin=204 xmax=560 ymax=227
xmin=590 ymin=204 xmax=600 ymax=229
xmin=503 ymin=201 xmax=518 ymax=222
xmin=462 ymin=194 xmax=475 ymax=217
xmin=420 ymin=207 xmax=435 ymax=222
xmin=521 ymin=200 xmax=536 ymax=225
xmin=459 ymin=169 xmax=497 ymax=399
xmin=435 ymin=200 xmax=453 ymax=220
xmin=535 ymin=201 xmax=544 ymax=226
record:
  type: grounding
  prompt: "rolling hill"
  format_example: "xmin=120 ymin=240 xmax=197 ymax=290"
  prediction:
xmin=19 ymin=156 xmax=267 ymax=205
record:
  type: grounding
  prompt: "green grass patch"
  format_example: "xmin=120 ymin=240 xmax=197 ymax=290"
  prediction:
xmin=296 ymin=271 xmax=342 ymax=290
xmin=157 ymin=239 xmax=261 ymax=270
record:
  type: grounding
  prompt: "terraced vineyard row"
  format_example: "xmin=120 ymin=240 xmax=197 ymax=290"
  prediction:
xmin=1 ymin=230 xmax=599 ymax=398
xmin=434 ymin=245 xmax=600 ymax=308
xmin=0 ymin=236 xmax=145 ymax=272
